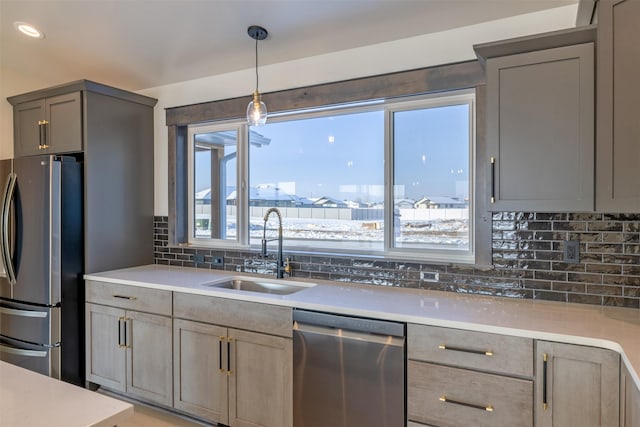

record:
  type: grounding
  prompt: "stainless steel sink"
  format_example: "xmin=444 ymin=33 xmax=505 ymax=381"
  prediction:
xmin=203 ymin=277 xmax=314 ymax=295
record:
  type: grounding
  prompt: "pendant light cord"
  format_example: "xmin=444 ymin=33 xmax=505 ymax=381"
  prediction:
xmin=255 ymin=37 xmax=259 ymax=92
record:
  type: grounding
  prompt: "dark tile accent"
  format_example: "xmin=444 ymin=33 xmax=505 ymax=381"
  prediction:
xmin=624 ymin=287 xmax=640 ymax=298
xmin=567 ymin=294 xmax=602 ymax=305
xmin=586 ymin=243 xmax=624 ymax=253
xmin=604 ymin=213 xmax=640 ymax=221
xmin=553 ymin=221 xmax=586 ymax=231
xmin=536 ymin=213 xmax=566 ymax=221
xmin=552 ymin=282 xmax=586 ymax=293
xmin=154 ymin=214 xmax=640 ymax=309
xmin=585 ymin=264 xmax=622 ymax=274
xmin=534 ymin=291 xmax=567 ymax=302
xmin=626 ymin=223 xmax=640 ymax=232
xmin=602 ymin=297 xmax=640 ymax=309
xmin=523 ymin=279 xmax=552 ymax=290
xmin=586 ymin=284 xmax=623 ymax=296
xmin=535 ymin=271 xmax=567 ymax=281
xmin=587 ymin=221 xmax=624 ymax=232
xmin=567 ymin=273 xmax=602 ymax=284
xmin=602 ymin=275 xmax=640 ymax=286
xmin=623 ymin=265 xmax=640 ymax=275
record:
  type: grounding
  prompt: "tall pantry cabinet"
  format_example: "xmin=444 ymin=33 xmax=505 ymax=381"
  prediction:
xmin=7 ymin=80 xmax=157 ymax=274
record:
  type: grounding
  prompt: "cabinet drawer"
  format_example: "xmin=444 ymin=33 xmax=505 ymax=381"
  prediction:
xmin=408 ymin=324 xmax=533 ymax=377
xmin=408 ymin=361 xmax=533 ymax=427
xmin=173 ymin=292 xmax=292 ymax=338
xmin=85 ymin=280 xmax=172 ymax=316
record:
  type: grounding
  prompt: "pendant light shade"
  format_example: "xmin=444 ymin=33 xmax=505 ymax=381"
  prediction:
xmin=247 ymin=90 xmax=267 ymax=126
xmin=247 ymin=26 xmax=268 ymax=126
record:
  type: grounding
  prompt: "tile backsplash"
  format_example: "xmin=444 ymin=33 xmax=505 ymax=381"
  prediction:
xmin=154 ymin=213 xmax=640 ymax=308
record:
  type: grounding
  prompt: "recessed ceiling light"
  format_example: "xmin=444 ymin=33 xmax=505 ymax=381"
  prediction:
xmin=14 ymin=22 xmax=45 ymax=39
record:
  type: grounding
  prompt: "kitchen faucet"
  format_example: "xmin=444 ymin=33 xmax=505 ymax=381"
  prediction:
xmin=261 ymin=207 xmax=287 ymax=278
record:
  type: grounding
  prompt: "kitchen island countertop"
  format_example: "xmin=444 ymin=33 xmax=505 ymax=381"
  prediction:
xmin=85 ymin=264 xmax=640 ymax=390
xmin=0 ymin=361 xmax=132 ymax=427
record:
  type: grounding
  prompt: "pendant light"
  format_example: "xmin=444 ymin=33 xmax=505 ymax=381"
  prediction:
xmin=246 ymin=25 xmax=268 ymax=126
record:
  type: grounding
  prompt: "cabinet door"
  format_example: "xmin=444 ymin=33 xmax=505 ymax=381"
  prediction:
xmin=126 ymin=310 xmax=173 ymax=407
xmin=173 ymin=319 xmax=228 ymax=424
xmin=486 ymin=43 xmax=594 ymax=211
xmin=228 ymin=328 xmax=292 ymax=427
xmin=13 ymin=99 xmax=45 ymax=157
xmin=85 ymin=303 xmax=126 ymax=392
xmin=621 ymin=364 xmax=640 ymax=427
xmin=45 ymin=92 xmax=82 ymax=154
xmin=13 ymin=93 xmax=82 ymax=157
xmin=596 ymin=0 xmax=640 ymax=211
xmin=536 ymin=341 xmax=619 ymax=427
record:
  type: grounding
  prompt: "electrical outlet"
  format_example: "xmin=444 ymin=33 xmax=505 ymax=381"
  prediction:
xmin=563 ymin=240 xmax=580 ymax=264
xmin=211 ymin=256 xmax=224 ymax=266
xmin=194 ymin=253 xmax=204 ymax=263
xmin=420 ymin=271 xmax=439 ymax=282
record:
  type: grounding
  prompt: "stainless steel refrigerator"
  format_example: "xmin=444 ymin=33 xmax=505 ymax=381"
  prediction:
xmin=0 ymin=155 xmax=84 ymax=385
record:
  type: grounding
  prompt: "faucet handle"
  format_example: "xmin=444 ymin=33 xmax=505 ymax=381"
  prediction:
xmin=260 ymin=239 xmax=268 ymax=258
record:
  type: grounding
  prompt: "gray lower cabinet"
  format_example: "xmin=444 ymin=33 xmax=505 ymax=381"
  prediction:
xmin=621 ymin=363 xmax=640 ymax=427
xmin=173 ymin=319 xmax=227 ymax=422
xmin=596 ymin=0 xmax=640 ymax=212
xmin=407 ymin=324 xmax=534 ymax=427
xmin=173 ymin=292 xmax=293 ymax=427
xmin=535 ymin=341 xmax=620 ymax=427
xmin=13 ymin=92 xmax=82 ymax=157
xmin=478 ymin=28 xmax=596 ymax=212
xmin=85 ymin=281 xmax=173 ymax=407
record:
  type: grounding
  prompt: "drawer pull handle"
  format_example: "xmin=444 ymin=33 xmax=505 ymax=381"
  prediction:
xmin=439 ymin=395 xmax=494 ymax=412
xmin=219 ymin=336 xmax=225 ymax=372
xmin=227 ymin=337 xmax=233 ymax=376
xmin=543 ymin=353 xmax=548 ymax=410
xmin=113 ymin=295 xmax=137 ymax=300
xmin=118 ymin=316 xmax=126 ymax=348
xmin=438 ymin=344 xmax=493 ymax=357
xmin=490 ymin=156 xmax=496 ymax=204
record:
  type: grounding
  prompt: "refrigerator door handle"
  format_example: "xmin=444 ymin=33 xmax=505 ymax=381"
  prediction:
xmin=0 ymin=343 xmax=48 ymax=358
xmin=0 ymin=172 xmax=17 ymax=286
xmin=0 ymin=306 xmax=48 ymax=318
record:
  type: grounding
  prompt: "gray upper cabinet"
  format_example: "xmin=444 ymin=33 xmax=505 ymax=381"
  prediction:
xmin=535 ymin=341 xmax=620 ymax=427
xmin=596 ymin=0 xmax=640 ymax=212
xmin=13 ymin=92 xmax=82 ymax=157
xmin=8 ymin=80 xmax=157 ymax=273
xmin=485 ymin=43 xmax=594 ymax=211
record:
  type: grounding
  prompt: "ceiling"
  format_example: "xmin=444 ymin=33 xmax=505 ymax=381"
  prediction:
xmin=1 ymin=0 xmax=578 ymax=93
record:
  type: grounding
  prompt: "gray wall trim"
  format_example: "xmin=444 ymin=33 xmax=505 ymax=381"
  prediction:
xmin=165 ymin=60 xmax=485 ymax=126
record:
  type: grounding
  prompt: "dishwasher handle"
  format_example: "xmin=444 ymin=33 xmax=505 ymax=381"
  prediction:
xmin=294 ymin=321 xmax=405 ymax=347
xmin=293 ymin=309 xmax=405 ymax=337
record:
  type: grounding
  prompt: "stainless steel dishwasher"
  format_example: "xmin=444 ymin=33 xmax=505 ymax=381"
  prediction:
xmin=293 ymin=309 xmax=405 ymax=427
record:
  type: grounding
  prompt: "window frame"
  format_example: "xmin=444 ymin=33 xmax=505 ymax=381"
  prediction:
xmin=186 ymin=121 xmax=249 ymax=248
xmin=385 ymin=90 xmax=476 ymax=263
xmin=185 ymin=90 xmax=476 ymax=263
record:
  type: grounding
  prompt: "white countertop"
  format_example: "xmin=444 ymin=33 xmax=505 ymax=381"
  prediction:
xmin=86 ymin=264 xmax=640 ymax=389
xmin=0 ymin=361 xmax=132 ymax=427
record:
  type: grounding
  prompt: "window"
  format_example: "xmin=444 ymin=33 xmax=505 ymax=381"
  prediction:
xmin=186 ymin=90 xmax=475 ymax=262
xmin=249 ymin=109 xmax=385 ymax=252
xmin=187 ymin=123 xmax=247 ymax=247
xmin=389 ymin=94 xmax=473 ymax=260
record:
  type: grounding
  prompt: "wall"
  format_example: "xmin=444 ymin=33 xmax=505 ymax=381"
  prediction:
xmin=154 ymin=212 xmax=640 ymax=308
xmin=136 ymin=5 xmax=578 ymax=216
xmin=147 ymin=6 xmax=639 ymax=308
